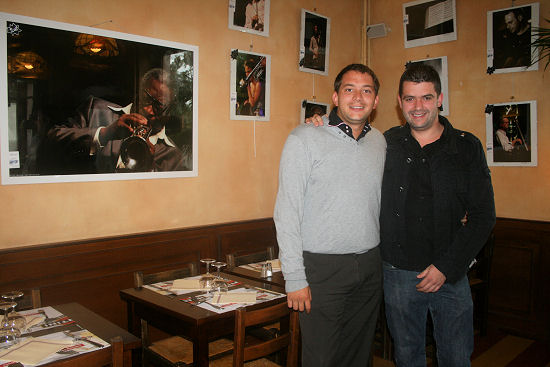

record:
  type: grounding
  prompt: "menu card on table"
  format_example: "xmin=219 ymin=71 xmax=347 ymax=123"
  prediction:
xmin=0 ymin=306 xmax=108 ymax=367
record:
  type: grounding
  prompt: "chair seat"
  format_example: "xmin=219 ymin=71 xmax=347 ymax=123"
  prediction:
xmin=149 ymin=336 xmax=233 ymax=365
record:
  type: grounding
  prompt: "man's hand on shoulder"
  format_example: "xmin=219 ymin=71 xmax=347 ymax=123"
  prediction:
xmin=287 ymin=286 xmax=312 ymax=313
xmin=304 ymin=114 xmax=326 ymax=126
xmin=416 ymin=264 xmax=446 ymax=293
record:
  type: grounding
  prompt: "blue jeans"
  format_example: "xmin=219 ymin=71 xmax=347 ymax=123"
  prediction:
xmin=383 ymin=263 xmax=473 ymax=367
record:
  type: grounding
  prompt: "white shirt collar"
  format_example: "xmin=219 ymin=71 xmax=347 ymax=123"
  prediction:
xmin=148 ymin=127 xmax=176 ymax=147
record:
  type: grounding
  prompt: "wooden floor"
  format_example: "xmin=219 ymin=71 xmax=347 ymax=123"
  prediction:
xmin=374 ymin=327 xmax=550 ymax=367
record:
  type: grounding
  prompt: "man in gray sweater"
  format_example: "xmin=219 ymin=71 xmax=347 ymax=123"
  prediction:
xmin=274 ymin=64 xmax=386 ymax=367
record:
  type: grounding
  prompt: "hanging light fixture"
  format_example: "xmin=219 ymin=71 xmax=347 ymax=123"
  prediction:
xmin=74 ymin=34 xmax=119 ymax=57
xmin=9 ymin=51 xmax=46 ymax=78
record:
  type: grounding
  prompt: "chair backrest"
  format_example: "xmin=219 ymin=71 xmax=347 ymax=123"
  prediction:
xmin=14 ymin=288 xmax=41 ymax=310
xmin=226 ymin=246 xmax=275 ymax=268
xmin=233 ymin=302 xmax=300 ymax=367
xmin=134 ymin=262 xmax=199 ymax=287
xmin=46 ymin=336 xmax=123 ymax=367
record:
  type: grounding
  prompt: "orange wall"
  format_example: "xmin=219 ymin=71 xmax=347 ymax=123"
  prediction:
xmin=369 ymin=0 xmax=550 ymax=221
xmin=0 ymin=0 xmax=364 ymax=248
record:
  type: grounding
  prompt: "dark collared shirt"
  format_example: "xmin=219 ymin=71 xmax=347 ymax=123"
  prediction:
xmin=328 ymin=108 xmax=371 ymax=141
xmin=403 ymin=123 xmax=449 ymax=269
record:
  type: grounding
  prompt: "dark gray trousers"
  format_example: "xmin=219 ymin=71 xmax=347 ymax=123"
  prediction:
xmin=300 ymin=247 xmax=382 ymax=367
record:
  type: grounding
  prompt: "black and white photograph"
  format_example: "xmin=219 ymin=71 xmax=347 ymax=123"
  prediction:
xmin=300 ymin=100 xmax=330 ymax=124
xmin=228 ymin=0 xmax=270 ymax=37
xmin=299 ymin=9 xmax=330 ymax=75
xmin=1 ymin=12 xmax=198 ymax=185
xmin=230 ymin=49 xmax=271 ymax=121
xmin=407 ymin=56 xmax=449 ymax=115
xmin=486 ymin=101 xmax=537 ymax=166
xmin=403 ymin=0 xmax=457 ymax=48
xmin=487 ymin=3 xmax=539 ymax=74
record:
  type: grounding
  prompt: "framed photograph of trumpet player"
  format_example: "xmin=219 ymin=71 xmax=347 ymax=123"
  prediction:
xmin=228 ymin=0 xmax=270 ymax=37
xmin=485 ymin=101 xmax=537 ymax=166
xmin=403 ymin=0 xmax=457 ymax=49
xmin=406 ymin=56 xmax=449 ymax=116
xmin=300 ymin=100 xmax=330 ymax=124
xmin=0 ymin=12 xmax=199 ymax=185
xmin=230 ymin=49 xmax=271 ymax=121
xmin=299 ymin=9 xmax=330 ymax=75
xmin=487 ymin=3 xmax=539 ymax=74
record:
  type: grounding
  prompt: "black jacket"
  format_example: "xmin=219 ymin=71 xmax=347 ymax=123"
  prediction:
xmin=379 ymin=116 xmax=496 ymax=283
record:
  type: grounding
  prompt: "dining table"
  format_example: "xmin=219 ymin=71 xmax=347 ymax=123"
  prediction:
xmin=0 ymin=302 xmax=140 ymax=367
xmin=119 ymin=272 xmax=287 ymax=367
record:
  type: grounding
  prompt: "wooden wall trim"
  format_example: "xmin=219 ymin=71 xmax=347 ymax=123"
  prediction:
xmin=1 ymin=216 xmax=548 ymax=342
xmin=490 ymin=217 xmax=550 ymax=341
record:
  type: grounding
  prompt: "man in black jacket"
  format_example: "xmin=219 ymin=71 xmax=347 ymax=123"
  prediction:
xmin=380 ymin=63 xmax=495 ymax=367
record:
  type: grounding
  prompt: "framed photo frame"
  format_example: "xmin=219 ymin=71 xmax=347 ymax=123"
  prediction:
xmin=485 ymin=101 xmax=537 ymax=166
xmin=403 ymin=0 xmax=457 ymax=49
xmin=230 ymin=49 xmax=271 ymax=121
xmin=407 ymin=56 xmax=449 ymax=116
xmin=487 ymin=3 xmax=539 ymax=74
xmin=1 ymin=12 xmax=198 ymax=185
xmin=228 ymin=0 xmax=270 ymax=37
xmin=301 ymin=100 xmax=330 ymax=124
xmin=299 ymin=9 xmax=330 ymax=75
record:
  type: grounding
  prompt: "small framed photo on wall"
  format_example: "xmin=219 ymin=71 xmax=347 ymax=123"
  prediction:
xmin=485 ymin=101 xmax=537 ymax=166
xmin=230 ymin=49 xmax=271 ymax=121
xmin=403 ymin=0 xmax=457 ymax=48
xmin=301 ymin=100 xmax=330 ymax=124
xmin=487 ymin=3 xmax=539 ymax=74
xmin=406 ymin=56 xmax=449 ymax=116
xmin=299 ymin=9 xmax=330 ymax=75
xmin=228 ymin=0 xmax=270 ymax=37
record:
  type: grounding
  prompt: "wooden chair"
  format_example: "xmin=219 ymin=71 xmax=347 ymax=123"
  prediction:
xmin=468 ymin=231 xmax=495 ymax=336
xmin=12 ymin=288 xmax=42 ymax=310
xmin=133 ymin=263 xmax=233 ymax=367
xmin=210 ymin=302 xmax=300 ymax=367
xmin=45 ymin=336 xmax=123 ymax=367
xmin=226 ymin=246 xmax=276 ymax=268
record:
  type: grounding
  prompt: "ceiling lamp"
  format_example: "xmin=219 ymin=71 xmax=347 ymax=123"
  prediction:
xmin=74 ymin=34 xmax=119 ymax=57
xmin=9 ymin=51 xmax=46 ymax=78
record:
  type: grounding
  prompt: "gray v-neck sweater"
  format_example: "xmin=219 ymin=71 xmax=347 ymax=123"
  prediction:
xmin=274 ymin=122 xmax=386 ymax=292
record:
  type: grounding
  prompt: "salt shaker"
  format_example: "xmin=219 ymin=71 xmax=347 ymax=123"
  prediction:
xmin=266 ymin=262 xmax=273 ymax=277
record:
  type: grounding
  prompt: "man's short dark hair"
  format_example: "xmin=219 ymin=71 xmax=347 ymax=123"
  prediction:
xmin=399 ymin=63 xmax=441 ymax=97
xmin=334 ymin=64 xmax=380 ymax=95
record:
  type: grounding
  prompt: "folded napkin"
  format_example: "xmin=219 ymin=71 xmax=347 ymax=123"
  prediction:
xmin=0 ymin=337 xmax=73 ymax=365
xmin=170 ymin=278 xmax=204 ymax=291
xmin=210 ymin=292 xmax=257 ymax=305
xmin=24 ymin=314 xmax=46 ymax=330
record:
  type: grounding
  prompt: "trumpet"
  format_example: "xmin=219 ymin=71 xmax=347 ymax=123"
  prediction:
xmin=118 ymin=123 xmax=154 ymax=172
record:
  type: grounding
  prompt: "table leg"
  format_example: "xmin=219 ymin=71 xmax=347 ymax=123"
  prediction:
xmin=193 ymin=332 xmax=210 ymax=367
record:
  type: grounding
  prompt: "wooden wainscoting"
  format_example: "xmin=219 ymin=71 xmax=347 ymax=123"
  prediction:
xmin=1 ymin=216 xmax=548 ymax=342
xmin=0 ymin=218 xmax=277 ymax=330
xmin=490 ymin=218 xmax=550 ymax=342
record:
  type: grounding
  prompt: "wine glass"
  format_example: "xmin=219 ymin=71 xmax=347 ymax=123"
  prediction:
xmin=211 ymin=261 xmax=228 ymax=293
xmin=0 ymin=302 xmax=19 ymax=349
xmin=199 ymin=258 xmax=216 ymax=295
xmin=1 ymin=291 xmax=26 ymax=332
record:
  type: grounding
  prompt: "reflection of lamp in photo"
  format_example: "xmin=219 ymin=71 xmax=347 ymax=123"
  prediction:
xmin=74 ymin=34 xmax=119 ymax=57
xmin=9 ymin=51 xmax=46 ymax=78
